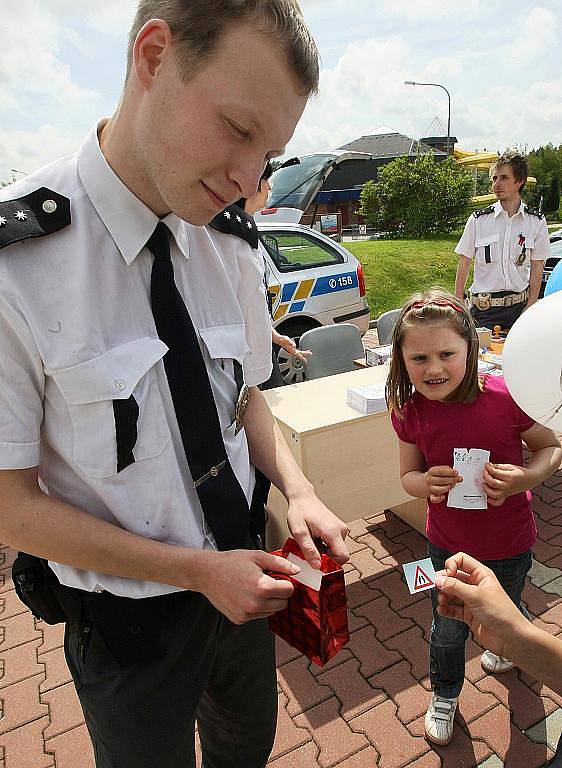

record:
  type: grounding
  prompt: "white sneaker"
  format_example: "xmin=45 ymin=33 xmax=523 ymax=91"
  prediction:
xmin=481 ymin=650 xmax=514 ymax=674
xmin=424 ymin=693 xmax=458 ymax=746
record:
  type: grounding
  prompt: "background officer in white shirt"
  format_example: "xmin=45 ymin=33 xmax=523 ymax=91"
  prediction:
xmin=454 ymin=150 xmax=550 ymax=331
xmin=0 ymin=2 xmax=348 ymax=767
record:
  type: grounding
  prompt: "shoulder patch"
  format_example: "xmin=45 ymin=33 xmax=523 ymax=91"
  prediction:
xmin=524 ymin=205 xmax=544 ymax=219
xmin=0 ymin=187 xmax=71 ymax=250
xmin=473 ymin=205 xmax=495 ymax=219
xmin=208 ymin=205 xmax=258 ymax=249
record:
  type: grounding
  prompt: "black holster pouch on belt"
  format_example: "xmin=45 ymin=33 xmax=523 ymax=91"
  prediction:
xmin=12 ymin=552 xmax=66 ymax=624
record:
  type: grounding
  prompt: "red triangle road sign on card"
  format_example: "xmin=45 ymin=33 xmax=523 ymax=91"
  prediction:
xmin=414 ymin=565 xmax=434 ymax=590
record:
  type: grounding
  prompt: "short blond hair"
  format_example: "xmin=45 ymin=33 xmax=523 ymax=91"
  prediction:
xmin=126 ymin=0 xmax=319 ymax=94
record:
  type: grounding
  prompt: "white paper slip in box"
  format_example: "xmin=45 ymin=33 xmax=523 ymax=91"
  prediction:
xmin=346 ymin=382 xmax=387 ymax=415
xmin=403 ymin=558 xmax=437 ymax=594
xmin=447 ymin=447 xmax=490 ymax=510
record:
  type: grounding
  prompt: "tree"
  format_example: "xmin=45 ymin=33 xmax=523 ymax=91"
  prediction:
xmin=526 ymin=143 xmax=562 ymax=214
xmin=359 ymin=154 xmax=472 ymax=238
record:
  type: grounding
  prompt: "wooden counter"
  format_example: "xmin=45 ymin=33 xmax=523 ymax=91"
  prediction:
xmin=262 ymin=367 xmax=426 ymax=549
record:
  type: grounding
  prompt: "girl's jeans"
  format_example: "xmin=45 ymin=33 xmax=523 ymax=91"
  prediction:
xmin=428 ymin=542 xmax=532 ymax=699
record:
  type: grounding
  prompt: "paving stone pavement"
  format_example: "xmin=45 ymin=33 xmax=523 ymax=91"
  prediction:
xmin=1 ymin=469 xmax=561 ymax=766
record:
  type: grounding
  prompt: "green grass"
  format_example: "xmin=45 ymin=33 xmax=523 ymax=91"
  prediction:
xmin=344 ymin=234 xmax=465 ymax=318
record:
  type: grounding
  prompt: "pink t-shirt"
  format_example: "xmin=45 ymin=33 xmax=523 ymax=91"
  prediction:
xmin=391 ymin=375 xmax=536 ymax=560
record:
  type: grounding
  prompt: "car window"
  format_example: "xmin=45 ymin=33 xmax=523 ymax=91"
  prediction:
xmin=268 ymin=154 xmax=335 ymax=209
xmin=260 ymin=231 xmax=344 ymax=272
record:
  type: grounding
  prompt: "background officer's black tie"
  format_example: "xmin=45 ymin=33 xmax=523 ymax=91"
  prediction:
xmin=147 ymin=221 xmax=251 ymax=550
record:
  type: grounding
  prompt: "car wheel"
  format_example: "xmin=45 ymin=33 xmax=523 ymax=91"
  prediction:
xmin=274 ymin=343 xmax=307 ymax=385
xmin=273 ymin=321 xmax=318 ymax=385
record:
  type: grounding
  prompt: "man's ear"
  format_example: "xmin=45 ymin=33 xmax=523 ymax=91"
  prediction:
xmin=132 ymin=19 xmax=173 ymax=91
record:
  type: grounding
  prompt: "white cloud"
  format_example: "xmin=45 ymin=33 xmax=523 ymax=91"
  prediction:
xmin=0 ymin=126 xmax=83 ymax=183
xmin=376 ymin=0 xmax=490 ymax=19
xmin=0 ymin=2 xmax=101 ymax=115
xmin=44 ymin=0 xmax=137 ymax=34
xmin=288 ymin=36 xmax=416 ymax=154
xmin=510 ymin=7 xmax=559 ymax=63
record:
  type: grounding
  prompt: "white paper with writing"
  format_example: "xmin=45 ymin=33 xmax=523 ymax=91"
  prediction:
xmin=447 ymin=448 xmax=490 ymax=510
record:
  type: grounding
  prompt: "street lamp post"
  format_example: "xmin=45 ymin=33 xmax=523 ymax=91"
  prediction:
xmin=404 ymin=80 xmax=451 ymax=156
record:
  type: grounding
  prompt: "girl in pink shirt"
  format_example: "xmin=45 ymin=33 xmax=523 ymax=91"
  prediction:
xmin=386 ymin=287 xmax=561 ymax=747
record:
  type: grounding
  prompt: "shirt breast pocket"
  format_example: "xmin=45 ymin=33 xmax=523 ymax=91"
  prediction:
xmin=475 ymin=234 xmax=500 ymax=264
xmin=49 ymin=338 xmax=171 ymax=479
xmin=512 ymin=235 xmax=534 ymax=266
xmin=199 ymin=325 xmax=248 ymax=433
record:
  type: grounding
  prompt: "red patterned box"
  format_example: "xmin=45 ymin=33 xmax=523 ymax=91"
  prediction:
xmin=268 ymin=538 xmax=350 ymax=667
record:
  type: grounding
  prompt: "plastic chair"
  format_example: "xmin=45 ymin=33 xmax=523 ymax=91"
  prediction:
xmin=376 ymin=308 xmax=402 ymax=344
xmin=299 ymin=324 xmax=365 ymax=380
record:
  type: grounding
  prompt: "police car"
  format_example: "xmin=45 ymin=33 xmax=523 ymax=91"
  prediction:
xmin=254 ymin=219 xmax=369 ymax=383
xmin=253 ymin=151 xmax=372 ymax=384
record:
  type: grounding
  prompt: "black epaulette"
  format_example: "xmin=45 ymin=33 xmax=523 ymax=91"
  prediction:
xmin=472 ymin=205 xmax=495 ymax=219
xmin=0 ymin=187 xmax=71 ymax=250
xmin=524 ymin=205 xmax=544 ymax=219
xmin=208 ymin=205 xmax=258 ymax=249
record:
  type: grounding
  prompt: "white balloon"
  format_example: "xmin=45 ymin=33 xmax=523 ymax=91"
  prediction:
xmin=503 ymin=292 xmax=562 ymax=431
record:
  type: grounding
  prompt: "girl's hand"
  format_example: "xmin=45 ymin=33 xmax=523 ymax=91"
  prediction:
xmin=424 ymin=466 xmax=462 ymax=503
xmin=482 ymin=462 xmax=527 ymax=506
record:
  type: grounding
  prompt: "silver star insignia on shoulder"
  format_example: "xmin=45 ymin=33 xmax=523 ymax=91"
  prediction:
xmin=246 ymin=221 xmax=252 ymax=229
xmin=15 ymin=210 xmax=28 ymax=221
xmin=0 ymin=216 xmax=7 ymax=227
xmin=224 ymin=211 xmax=231 ymax=220
xmin=236 ymin=215 xmax=242 ymax=223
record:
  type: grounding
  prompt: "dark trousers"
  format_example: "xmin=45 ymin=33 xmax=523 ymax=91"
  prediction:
xmin=63 ymin=588 xmax=277 ymax=768
xmin=428 ymin=542 xmax=532 ymax=698
xmin=470 ymin=292 xmax=526 ymax=331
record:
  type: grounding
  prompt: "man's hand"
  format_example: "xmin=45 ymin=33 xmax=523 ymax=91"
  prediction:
xmin=435 ymin=552 xmax=527 ymax=658
xmin=287 ymin=492 xmax=349 ymax=569
xmin=272 ymin=330 xmax=312 ymax=364
xmin=424 ymin=466 xmax=462 ymax=503
xmin=194 ymin=549 xmax=300 ymax=625
xmin=482 ymin=462 xmax=527 ymax=506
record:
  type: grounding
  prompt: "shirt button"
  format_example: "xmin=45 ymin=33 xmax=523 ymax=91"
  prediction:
xmin=114 ymin=379 xmax=126 ymax=391
xmin=42 ymin=199 xmax=58 ymax=214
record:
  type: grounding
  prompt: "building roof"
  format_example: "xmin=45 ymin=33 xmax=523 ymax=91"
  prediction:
xmin=338 ymin=132 xmax=447 ymax=159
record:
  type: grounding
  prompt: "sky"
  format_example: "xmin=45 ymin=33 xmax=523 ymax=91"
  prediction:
xmin=2 ymin=0 xmax=562 ymax=183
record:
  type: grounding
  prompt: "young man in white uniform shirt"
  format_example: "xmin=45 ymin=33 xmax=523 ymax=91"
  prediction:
xmin=0 ymin=2 xmax=348 ymax=767
xmin=454 ymin=150 xmax=550 ymax=330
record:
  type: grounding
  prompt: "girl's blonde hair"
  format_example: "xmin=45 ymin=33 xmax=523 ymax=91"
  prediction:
xmin=385 ymin=287 xmax=482 ymax=418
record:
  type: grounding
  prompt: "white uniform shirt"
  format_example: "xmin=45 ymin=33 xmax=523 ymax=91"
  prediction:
xmin=455 ymin=200 xmax=550 ymax=294
xmin=0 ymin=123 xmax=272 ymax=597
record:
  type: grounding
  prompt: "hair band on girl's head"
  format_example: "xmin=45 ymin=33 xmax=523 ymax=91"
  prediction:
xmin=407 ymin=299 xmax=464 ymax=313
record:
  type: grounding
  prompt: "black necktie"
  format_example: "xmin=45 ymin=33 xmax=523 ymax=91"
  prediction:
xmin=148 ymin=222 xmax=251 ymax=550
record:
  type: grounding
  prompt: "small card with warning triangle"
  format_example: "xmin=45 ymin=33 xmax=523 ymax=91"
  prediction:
xmin=402 ymin=558 xmax=437 ymax=594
